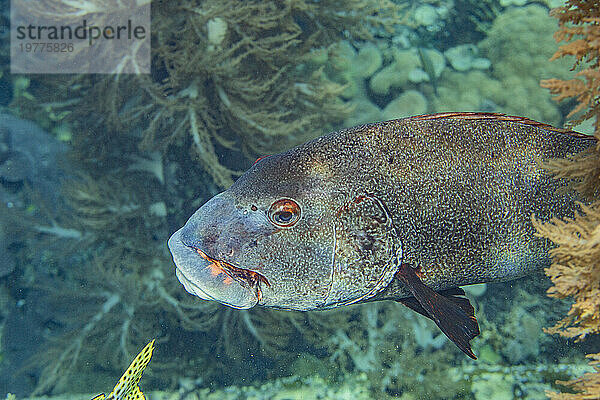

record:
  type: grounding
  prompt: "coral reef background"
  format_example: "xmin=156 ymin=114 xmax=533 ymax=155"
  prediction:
xmin=0 ymin=0 xmax=598 ymax=399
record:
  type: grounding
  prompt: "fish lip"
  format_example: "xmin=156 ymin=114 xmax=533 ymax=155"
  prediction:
xmin=183 ymin=243 xmax=271 ymax=299
xmin=175 ymin=266 xmax=218 ymax=302
xmin=169 ymin=230 xmax=258 ymax=309
xmin=174 ymin=231 xmax=271 ymax=304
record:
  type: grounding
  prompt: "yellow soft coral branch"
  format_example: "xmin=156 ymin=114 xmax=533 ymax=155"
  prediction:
xmin=547 ymin=353 xmax=600 ymax=400
xmin=538 ymin=1 xmax=600 ymax=398
xmin=541 ymin=3 xmax=600 ymax=131
xmin=534 ymin=203 xmax=600 ymax=340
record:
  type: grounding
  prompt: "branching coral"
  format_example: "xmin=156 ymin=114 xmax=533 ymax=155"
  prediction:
xmin=535 ymin=0 xmax=600 ymax=340
xmin=549 ymin=353 xmax=600 ymax=400
xmin=30 ymin=235 xmax=224 ymax=394
xmin=307 ymin=301 xmax=467 ymax=397
xmin=139 ymin=0 xmax=393 ymax=186
xmin=533 ymin=204 xmax=600 ymax=340
xmin=31 ymin=262 xmax=161 ymax=395
xmin=535 ymin=1 xmax=600 ymax=398
xmin=27 ymin=0 xmax=399 ymax=188
xmin=27 ymin=171 xmax=170 ymax=394
xmin=541 ymin=0 xmax=600 ymax=132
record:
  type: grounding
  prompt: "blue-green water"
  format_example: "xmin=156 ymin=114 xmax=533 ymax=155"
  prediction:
xmin=0 ymin=0 xmax=595 ymax=398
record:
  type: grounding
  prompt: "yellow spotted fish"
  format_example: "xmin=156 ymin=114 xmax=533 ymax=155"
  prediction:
xmin=91 ymin=339 xmax=155 ymax=400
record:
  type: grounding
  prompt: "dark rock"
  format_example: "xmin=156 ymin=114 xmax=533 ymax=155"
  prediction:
xmin=0 ymin=113 xmax=68 ymax=208
xmin=0 ymin=151 xmax=32 ymax=182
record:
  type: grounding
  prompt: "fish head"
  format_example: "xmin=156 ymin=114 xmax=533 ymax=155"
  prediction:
xmin=169 ymin=140 xmax=401 ymax=310
xmin=168 ymin=150 xmax=341 ymax=310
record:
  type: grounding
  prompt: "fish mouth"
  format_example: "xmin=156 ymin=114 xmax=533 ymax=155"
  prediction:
xmin=168 ymin=228 xmax=270 ymax=309
xmin=187 ymin=246 xmax=271 ymax=300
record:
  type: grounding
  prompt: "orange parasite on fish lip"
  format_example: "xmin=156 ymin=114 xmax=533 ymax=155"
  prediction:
xmin=192 ymin=247 xmax=270 ymax=300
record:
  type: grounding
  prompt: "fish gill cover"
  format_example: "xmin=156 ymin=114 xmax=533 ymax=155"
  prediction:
xmin=0 ymin=0 xmax=598 ymax=399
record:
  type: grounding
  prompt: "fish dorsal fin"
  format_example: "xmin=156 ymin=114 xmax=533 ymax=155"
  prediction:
xmin=395 ymin=264 xmax=480 ymax=359
xmin=409 ymin=112 xmax=591 ymax=139
xmin=106 ymin=339 xmax=155 ymax=400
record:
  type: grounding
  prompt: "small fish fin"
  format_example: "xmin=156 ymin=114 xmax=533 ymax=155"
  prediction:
xmin=439 ymin=287 xmax=466 ymax=297
xmin=107 ymin=339 xmax=155 ymax=400
xmin=91 ymin=393 xmax=106 ymax=400
xmin=125 ymin=384 xmax=146 ymax=400
xmin=397 ymin=297 xmax=428 ymax=319
xmin=395 ymin=264 xmax=480 ymax=359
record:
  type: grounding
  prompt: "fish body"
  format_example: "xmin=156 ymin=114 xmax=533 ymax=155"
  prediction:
xmin=91 ymin=339 xmax=155 ymax=400
xmin=168 ymin=113 xmax=594 ymax=357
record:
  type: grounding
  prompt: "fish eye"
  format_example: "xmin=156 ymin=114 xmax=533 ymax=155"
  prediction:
xmin=268 ymin=198 xmax=301 ymax=228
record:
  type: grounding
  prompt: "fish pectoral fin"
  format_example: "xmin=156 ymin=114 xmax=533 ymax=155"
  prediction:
xmin=91 ymin=394 xmax=106 ymax=400
xmin=397 ymin=288 xmax=470 ymax=319
xmin=395 ymin=264 xmax=480 ymax=360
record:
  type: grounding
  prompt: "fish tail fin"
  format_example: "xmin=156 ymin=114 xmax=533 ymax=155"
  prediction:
xmin=106 ymin=339 xmax=155 ymax=400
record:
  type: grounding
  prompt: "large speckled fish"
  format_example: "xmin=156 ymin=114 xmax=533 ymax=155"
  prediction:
xmin=168 ymin=113 xmax=595 ymax=359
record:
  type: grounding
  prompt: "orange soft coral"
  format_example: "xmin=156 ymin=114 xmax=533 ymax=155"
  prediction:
xmin=540 ymin=1 xmax=600 ymax=133
xmin=533 ymin=203 xmax=600 ymax=340
xmin=547 ymin=353 xmax=600 ymax=400
xmin=538 ymin=1 xmax=600 ymax=399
